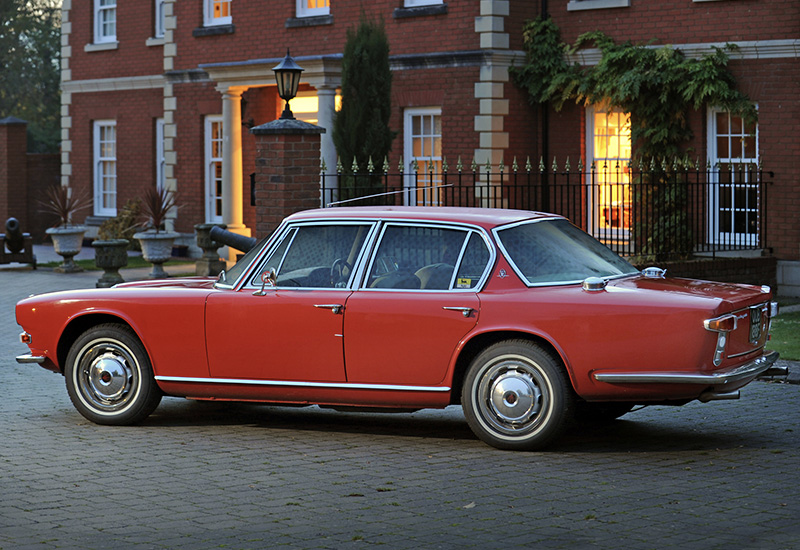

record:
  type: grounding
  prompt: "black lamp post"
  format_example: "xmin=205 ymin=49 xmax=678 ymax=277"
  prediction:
xmin=273 ymin=49 xmax=304 ymax=120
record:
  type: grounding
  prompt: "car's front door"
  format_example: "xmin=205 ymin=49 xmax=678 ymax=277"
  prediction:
xmin=205 ymin=222 xmax=373 ymax=382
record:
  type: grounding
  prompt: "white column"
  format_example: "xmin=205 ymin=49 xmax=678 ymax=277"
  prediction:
xmin=316 ymin=86 xmax=337 ymax=206
xmin=220 ymin=86 xmax=251 ymax=262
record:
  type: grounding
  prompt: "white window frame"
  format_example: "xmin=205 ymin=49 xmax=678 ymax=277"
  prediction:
xmin=156 ymin=118 xmax=165 ymax=192
xmin=205 ymin=116 xmax=224 ymax=224
xmin=204 ymin=0 xmax=232 ymax=27
xmin=706 ymin=107 xmax=760 ymax=246
xmin=403 ymin=107 xmax=443 ymax=206
xmin=585 ymin=105 xmax=632 ymax=241
xmin=93 ymin=120 xmax=117 ymax=217
xmin=404 ymin=0 xmax=443 ymax=6
xmin=154 ymin=0 xmax=166 ymax=38
xmin=94 ymin=0 xmax=117 ymax=44
xmin=296 ymin=0 xmax=330 ymax=18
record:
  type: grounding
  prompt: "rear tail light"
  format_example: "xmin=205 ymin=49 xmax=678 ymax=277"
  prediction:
xmin=704 ymin=314 xmax=736 ymax=367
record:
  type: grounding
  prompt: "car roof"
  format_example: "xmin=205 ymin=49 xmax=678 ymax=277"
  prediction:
xmin=285 ymin=206 xmax=560 ymax=228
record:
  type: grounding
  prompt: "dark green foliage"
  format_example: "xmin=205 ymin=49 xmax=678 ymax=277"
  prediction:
xmin=0 ymin=0 xmax=61 ymax=152
xmin=97 ymin=199 xmax=143 ymax=243
xmin=511 ymin=18 xmax=757 ymax=163
xmin=332 ymin=14 xmax=395 ymax=196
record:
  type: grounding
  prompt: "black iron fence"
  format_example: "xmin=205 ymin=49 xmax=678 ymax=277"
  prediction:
xmin=320 ymin=159 xmax=772 ymax=262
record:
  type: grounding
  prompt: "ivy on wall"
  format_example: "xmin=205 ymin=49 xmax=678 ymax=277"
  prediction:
xmin=510 ymin=17 xmax=757 ymax=163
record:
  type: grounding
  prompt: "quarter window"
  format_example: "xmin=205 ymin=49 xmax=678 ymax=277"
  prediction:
xmin=205 ymin=0 xmax=232 ymax=26
xmin=297 ymin=0 xmax=329 ymax=18
xmin=93 ymin=120 xmax=117 ymax=217
xmin=94 ymin=0 xmax=117 ymax=44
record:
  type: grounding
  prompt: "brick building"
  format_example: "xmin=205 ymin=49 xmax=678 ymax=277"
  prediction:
xmin=59 ymin=0 xmax=799 ymax=293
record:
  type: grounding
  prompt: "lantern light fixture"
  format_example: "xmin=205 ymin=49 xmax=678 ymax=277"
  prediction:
xmin=272 ymin=49 xmax=304 ymax=120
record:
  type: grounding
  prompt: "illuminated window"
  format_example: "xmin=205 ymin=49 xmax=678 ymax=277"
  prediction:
xmin=587 ymin=107 xmax=632 ymax=235
xmin=708 ymin=109 xmax=760 ymax=244
xmin=297 ymin=0 xmax=330 ymax=18
xmin=93 ymin=120 xmax=117 ymax=216
xmin=404 ymin=108 xmax=443 ymax=206
xmin=205 ymin=0 xmax=232 ymax=26
xmin=205 ymin=116 xmax=224 ymax=223
xmin=94 ymin=0 xmax=117 ymax=44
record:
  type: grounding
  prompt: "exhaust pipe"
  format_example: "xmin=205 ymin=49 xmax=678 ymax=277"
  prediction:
xmin=698 ymin=390 xmax=740 ymax=403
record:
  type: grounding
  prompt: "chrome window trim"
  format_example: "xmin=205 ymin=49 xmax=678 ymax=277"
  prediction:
xmin=156 ymin=375 xmax=450 ymax=393
xmin=359 ymin=220 xmax=495 ymax=293
xmin=492 ymin=217 xmax=637 ymax=288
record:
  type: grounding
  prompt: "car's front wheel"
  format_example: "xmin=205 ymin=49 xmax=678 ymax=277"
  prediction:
xmin=462 ymin=340 xmax=573 ymax=450
xmin=65 ymin=324 xmax=162 ymax=425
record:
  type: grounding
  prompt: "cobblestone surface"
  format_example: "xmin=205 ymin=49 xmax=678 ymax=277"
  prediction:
xmin=1 ymin=267 xmax=799 ymax=549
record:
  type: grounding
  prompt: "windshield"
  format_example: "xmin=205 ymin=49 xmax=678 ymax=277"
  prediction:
xmin=494 ymin=218 xmax=638 ymax=285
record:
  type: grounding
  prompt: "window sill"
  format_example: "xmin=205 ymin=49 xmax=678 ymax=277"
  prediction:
xmin=394 ymin=4 xmax=448 ymax=19
xmin=192 ymin=24 xmax=235 ymax=38
xmin=84 ymin=41 xmax=119 ymax=53
xmin=146 ymin=37 xmax=165 ymax=47
xmin=567 ymin=0 xmax=630 ymax=11
xmin=286 ymin=15 xmax=333 ymax=28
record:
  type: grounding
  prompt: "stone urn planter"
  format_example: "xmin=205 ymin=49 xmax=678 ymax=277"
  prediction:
xmin=46 ymin=225 xmax=87 ymax=273
xmin=92 ymin=239 xmax=129 ymax=287
xmin=194 ymin=223 xmax=227 ymax=276
xmin=134 ymin=230 xmax=179 ymax=279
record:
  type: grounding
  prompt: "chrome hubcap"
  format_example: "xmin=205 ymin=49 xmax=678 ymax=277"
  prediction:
xmin=76 ymin=341 xmax=139 ymax=413
xmin=476 ymin=357 xmax=550 ymax=437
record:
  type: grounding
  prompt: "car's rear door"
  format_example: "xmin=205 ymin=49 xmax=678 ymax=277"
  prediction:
xmin=343 ymin=223 xmax=493 ymax=387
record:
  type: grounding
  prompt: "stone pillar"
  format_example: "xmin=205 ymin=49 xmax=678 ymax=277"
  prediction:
xmin=0 ymin=117 xmax=29 ymax=229
xmin=316 ymin=86 xmax=338 ymax=205
xmin=220 ymin=86 xmax=250 ymax=261
xmin=250 ymin=119 xmax=325 ymax=238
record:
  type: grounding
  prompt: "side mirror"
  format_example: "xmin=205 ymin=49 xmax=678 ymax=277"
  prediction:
xmin=253 ymin=267 xmax=277 ymax=296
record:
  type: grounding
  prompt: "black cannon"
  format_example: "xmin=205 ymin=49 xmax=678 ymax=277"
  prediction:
xmin=0 ymin=217 xmax=36 ymax=267
xmin=209 ymin=225 xmax=257 ymax=253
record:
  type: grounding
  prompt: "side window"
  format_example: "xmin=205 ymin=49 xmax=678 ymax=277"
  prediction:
xmin=257 ymin=224 xmax=371 ymax=289
xmin=368 ymin=225 xmax=471 ymax=290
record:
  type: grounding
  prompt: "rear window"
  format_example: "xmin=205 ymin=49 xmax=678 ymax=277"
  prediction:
xmin=494 ymin=218 xmax=637 ymax=285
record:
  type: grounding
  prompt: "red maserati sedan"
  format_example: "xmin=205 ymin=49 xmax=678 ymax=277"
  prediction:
xmin=16 ymin=207 xmax=780 ymax=450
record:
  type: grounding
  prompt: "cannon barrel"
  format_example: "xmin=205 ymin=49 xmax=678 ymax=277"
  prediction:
xmin=4 ymin=218 xmax=25 ymax=254
xmin=209 ymin=225 xmax=257 ymax=253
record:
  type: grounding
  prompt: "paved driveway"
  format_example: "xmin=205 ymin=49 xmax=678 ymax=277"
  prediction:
xmin=2 ymin=268 xmax=798 ymax=549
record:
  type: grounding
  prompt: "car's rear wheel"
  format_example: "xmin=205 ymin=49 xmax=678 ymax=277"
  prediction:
xmin=462 ymin=340 xmax=573 ymax=451
xmin=65 ymin=324 xmax=162 ymax=425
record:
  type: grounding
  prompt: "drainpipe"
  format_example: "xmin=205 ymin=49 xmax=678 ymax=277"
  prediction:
xmin=540 ymin=0 xmax=550 ymax=208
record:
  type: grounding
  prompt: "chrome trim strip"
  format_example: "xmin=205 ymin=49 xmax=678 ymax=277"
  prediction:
xmin=593 ymin=351 xmax=779 ymax=385
xmin=16 ymin=354 xmax=45 ymax=365
xmin=154 ymin=376 xmax=451 ymax=392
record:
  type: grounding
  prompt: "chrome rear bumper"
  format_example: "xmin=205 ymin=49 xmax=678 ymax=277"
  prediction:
xmin=16 ymin=353 xmax=45 ymax=365
xmin=593 ymin=350 xmax=779 ymax=386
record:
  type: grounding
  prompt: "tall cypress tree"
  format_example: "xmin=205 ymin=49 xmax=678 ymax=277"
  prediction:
xmin=332 ymin=14 xmax=395 ymax=197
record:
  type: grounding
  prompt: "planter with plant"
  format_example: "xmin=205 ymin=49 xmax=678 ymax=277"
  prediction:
xmin=133 ymin=187 xmax=180 ymax=278
xmin=93 ymin=199 xmax=141 ymax=287
xmin=40 ymin=184 xmax=91 ymax=273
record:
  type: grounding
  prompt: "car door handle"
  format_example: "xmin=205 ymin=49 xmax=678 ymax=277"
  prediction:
xmin=442 ymin=306 xmax=474 ymax=318
xmin=314 ymin=304 xmax=344 ymax=314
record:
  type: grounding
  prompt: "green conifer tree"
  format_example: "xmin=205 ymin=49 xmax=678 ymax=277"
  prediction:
xmin=332 ymin=14 xmax=395 ymax=199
